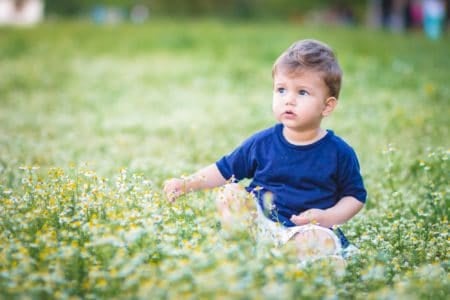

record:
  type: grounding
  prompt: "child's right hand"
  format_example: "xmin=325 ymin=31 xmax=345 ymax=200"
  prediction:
xmin=163 ymin=178 xmax=186 ymax=202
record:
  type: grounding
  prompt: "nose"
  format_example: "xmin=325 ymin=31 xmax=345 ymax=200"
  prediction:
xmin=285 ymin=93 xmax=296 ymax=106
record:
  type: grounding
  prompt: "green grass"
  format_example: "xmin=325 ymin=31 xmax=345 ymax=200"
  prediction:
xmin=0 ymin=20 xmax=449 ymax=299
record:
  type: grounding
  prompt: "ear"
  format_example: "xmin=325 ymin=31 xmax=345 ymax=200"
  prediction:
xmin=322 ymin=97 xmax=337 ymax=117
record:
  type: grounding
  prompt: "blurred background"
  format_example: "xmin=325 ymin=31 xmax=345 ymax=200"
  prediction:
xmin=0 ymin=1 xmax=448 ymax=177
xmin=1 ymin=3 xmax=449 ymax=299
xmin=0 ymin=0 xmax=449 ymax=39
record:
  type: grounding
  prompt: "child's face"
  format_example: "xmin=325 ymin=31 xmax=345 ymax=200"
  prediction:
xmin=272 ymin=69 xmax=333 ymax=133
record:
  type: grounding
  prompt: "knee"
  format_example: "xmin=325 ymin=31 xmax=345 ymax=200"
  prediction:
xmin=216 ymin=183 xmax=244 ymax=203
xmin=291 ymin=225 xmax=341 ymax=258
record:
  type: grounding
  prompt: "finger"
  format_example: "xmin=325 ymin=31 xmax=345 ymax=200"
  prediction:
xmin=168 ymin=188 xmax=182 ymax=202
xmin=290 ymin=215 xmax=309 ymax=225
xmin=166 ymin=190 xmax=177 ymax=202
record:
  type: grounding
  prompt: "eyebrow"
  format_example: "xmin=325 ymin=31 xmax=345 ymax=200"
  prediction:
xmin=274 ymin=82 xmax=311 ymax=89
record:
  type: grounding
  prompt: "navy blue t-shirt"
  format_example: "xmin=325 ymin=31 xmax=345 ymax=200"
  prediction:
xmin=216 ymin=124 xmax=367 ymax=227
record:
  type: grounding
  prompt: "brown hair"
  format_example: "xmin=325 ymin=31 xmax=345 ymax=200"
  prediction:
xmin=272 ymin=39 xmax=342 ymax=98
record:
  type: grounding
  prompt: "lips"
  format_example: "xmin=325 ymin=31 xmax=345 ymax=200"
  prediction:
xmin=282 ymin=110 xmax=297 ymax=118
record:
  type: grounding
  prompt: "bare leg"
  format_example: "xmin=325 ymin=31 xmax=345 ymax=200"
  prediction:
xmin=291 ymin=226 xmax=338 ymax=259
xmin=215 ymin=183 xmax=256 ymax=230
xmin=286 ymin=225 xmax=346 ymax=271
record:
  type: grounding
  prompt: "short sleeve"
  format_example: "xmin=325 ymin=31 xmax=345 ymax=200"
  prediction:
xmin=337 ymin=147 xmax=367 ymax=203
xmin=215 ymin=136 xmax=257 ymax=182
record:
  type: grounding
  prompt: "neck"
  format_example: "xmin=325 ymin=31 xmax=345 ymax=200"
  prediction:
xmin=282 ymin=127 xmax=326 ymax=145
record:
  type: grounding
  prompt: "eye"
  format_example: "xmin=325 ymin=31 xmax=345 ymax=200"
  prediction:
xmin=298 ymin=89 xmax=309 ymax=96
xmin=276 ymin=87 xmax=286 ymax=95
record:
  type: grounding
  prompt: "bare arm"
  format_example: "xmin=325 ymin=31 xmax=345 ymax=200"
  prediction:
xmin=163 ymin=164 xmax=227 ymax=202
xmin=290 ymin=196 xmax=364 ymax=228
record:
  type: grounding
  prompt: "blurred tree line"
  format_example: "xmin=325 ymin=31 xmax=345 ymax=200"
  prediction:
xmin=45 ymin=0 xmax=367 ymax=20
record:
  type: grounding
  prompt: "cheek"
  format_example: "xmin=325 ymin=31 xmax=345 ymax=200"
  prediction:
xmin=272 ymin=101 xmax=281 ymax=119
xmin=272 ymin=98 xmax=281 ymax=112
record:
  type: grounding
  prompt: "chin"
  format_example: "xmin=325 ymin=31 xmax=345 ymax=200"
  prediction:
xmin=282 ymin=121 xmax=302 ymax=129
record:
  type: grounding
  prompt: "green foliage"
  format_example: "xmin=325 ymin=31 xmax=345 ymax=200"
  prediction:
xmin=43 ymin=0 xmax=367 ymax=19
xmin=44 ymin=0 xmax=148 ymax=16
xmin=0 ymin=20 xmax=449 ymax=299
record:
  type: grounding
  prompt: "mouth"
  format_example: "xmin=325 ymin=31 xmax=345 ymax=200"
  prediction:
xmin=283 ymin=110 xmax=297 ymax=118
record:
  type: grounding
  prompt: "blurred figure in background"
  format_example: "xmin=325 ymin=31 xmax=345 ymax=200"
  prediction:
xmin=130 ymin=3 xmax=149 ymax=24
xmin=367 ymin=0 xmax=447 ymax=38
xmin=381 ymin=0 xmax=411 ymax=31
xmin=423 ymin=0 xmax=446 ymax=39
xmin=409 ymin=0 xmax=424 ymax=29
xmin=0 ymin=0 xmax=44 ymax=25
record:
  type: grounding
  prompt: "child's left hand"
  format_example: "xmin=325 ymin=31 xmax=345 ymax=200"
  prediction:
xmin=290 ymin=209 xmax=329 ymax=227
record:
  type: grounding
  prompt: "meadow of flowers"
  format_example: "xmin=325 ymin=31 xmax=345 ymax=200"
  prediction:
xmin=0 ymin=20 xmax=449 ymax=299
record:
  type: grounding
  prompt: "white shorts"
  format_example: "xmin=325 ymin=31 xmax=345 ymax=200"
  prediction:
xmin=255 ymin=205 xmax=360 ymax=261
xmin=255 ymin=204 xmax=350 ymax=257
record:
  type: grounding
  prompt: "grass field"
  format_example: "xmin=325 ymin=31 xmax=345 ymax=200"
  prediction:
xmin=0 ymin=20 xmax=449 ymax=299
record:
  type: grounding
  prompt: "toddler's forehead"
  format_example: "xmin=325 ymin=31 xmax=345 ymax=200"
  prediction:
xmin=273 ymin=67 xmax=324 ymax=81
